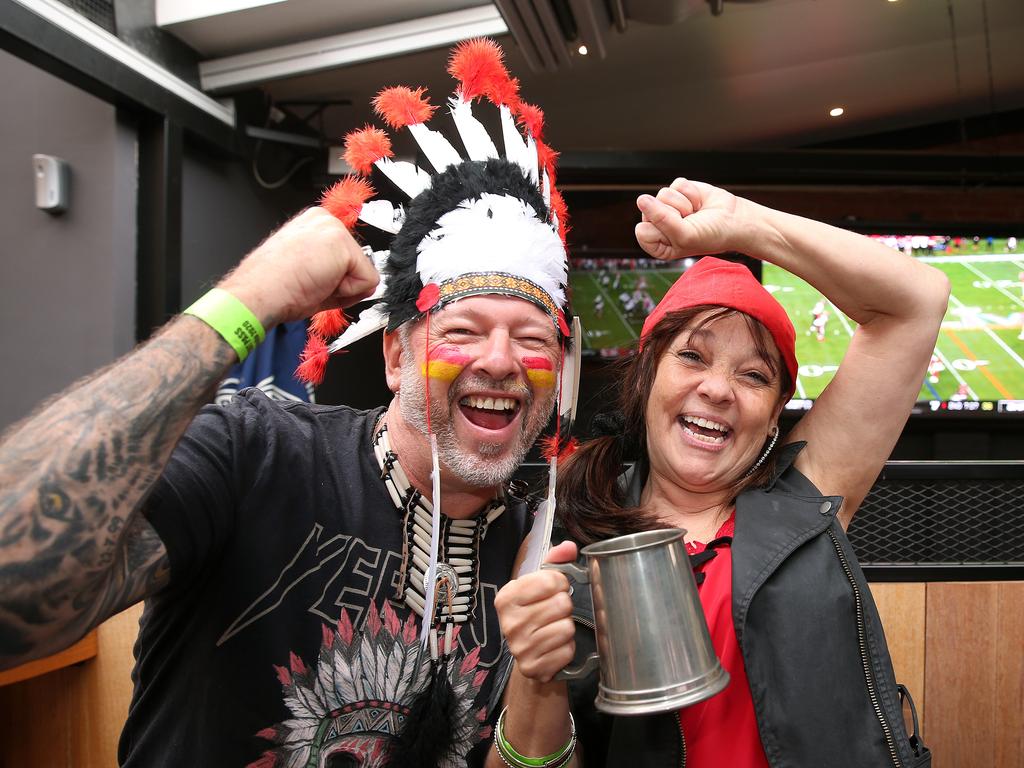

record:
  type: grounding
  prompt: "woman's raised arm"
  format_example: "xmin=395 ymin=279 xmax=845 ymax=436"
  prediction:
xmin=636 ymin=179 xmax=950 ymax=524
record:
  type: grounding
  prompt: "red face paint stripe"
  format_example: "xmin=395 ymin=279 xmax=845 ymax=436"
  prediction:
xmin=521 ymin=356 xmax=553 ymax=370
xmin=431 ymin=346 xmax=473 ymax=366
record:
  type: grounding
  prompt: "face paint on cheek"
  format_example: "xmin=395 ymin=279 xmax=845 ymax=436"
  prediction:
xmin=422 ymin=345 xmax=472 ymax=383
xmin=523 ymin=356 xmax=556 ymax=388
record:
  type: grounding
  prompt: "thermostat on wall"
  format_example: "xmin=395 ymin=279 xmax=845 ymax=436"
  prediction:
xmin=32 ymin=154 xmax=70 ymax=214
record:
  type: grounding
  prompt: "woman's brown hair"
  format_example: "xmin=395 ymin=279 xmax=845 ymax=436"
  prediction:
xmin=557 ymin=305 xmax=793 ymax=545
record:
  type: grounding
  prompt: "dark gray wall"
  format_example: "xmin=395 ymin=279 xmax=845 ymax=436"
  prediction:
xmin=180 ymin=139 xmax=307 ymax=305
xmin=0 ymin=48 xmax=136 ymax=432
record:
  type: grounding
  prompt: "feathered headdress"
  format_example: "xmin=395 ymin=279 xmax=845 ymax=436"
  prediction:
xmin=297 ymin=38 xmax=574 ymax=373
xmin=299 ymin=38 xmax=581 ymax=451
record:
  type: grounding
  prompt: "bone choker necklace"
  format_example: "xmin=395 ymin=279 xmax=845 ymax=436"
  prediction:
xmin=372 ymin=422 xmax=505 ymax=659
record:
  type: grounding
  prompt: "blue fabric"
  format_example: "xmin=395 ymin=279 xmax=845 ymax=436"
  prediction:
xmin=215 ymin=320 xmax=314 ymax=405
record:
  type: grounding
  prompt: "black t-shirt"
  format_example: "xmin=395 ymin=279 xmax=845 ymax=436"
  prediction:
xmin=119 ymin=389 xmax=528 ymax=767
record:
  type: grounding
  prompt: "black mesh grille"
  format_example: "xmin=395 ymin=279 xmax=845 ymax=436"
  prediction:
xmin=56 ymin=0 xmax=116 ymax=33
xmin=849 ymin=478 xmax=1024 ymax=566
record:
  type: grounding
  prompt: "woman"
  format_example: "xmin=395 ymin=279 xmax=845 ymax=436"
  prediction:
xmin=487 ymin=179 xmax=948 ymax=768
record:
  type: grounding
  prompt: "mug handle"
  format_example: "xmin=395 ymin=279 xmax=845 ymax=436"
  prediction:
xmin=540 ymin=562 xmax=601 ymax=681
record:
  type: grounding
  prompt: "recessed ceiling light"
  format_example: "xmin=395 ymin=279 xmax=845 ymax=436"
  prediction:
xmin=578 ymin=44 xmax=588 ymax=55
xmin=829 ymin=107 xmax=845 ymax=117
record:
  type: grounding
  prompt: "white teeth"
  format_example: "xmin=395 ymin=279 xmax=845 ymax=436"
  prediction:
xmin=461 ymin=396 xmax=516 ymax=412
xmin=683 ymin=415 xmax=727 ymax=433
xmin=682 ymin=426 xmax=725 ymax=445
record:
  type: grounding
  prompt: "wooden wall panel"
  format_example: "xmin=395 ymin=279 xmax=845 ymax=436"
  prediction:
xmin=870 ymin=582 xmax=927 ymax=733
xmin=0 ymin=632 xmax=97 ymax=687
xmin=925 ymin=582 xmax=1024 ymax=768
xmin=0 ymin=604 xmax=142 ymax=767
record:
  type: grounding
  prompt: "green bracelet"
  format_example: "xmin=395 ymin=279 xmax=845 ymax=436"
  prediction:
xmin=183 ymin=288 xmax=265 ymax=362
xmin=494 ymin=706 xmax=576 ymax=768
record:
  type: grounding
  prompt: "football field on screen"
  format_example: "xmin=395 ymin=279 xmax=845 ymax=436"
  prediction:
xmin=763 ymin=249 xmax=1024 ymax=402
xmin=570 ymin=269 xmax=685 ymax=351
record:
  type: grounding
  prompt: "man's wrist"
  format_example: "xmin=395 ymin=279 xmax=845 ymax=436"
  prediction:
xmin=183 ymin=288 xmax=266 ymax=362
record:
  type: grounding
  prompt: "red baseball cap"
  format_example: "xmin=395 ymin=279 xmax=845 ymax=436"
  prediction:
xmin=640 ymin=257 xmax=798 ymax=398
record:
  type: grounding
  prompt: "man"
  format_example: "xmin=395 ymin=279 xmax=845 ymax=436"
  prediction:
xmin=0 ymin=39 xmax=573 ymax=767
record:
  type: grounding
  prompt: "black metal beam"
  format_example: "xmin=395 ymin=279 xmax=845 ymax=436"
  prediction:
xmin=0 ymin=1 xmax=238 ymax=151
xmin=558 ymin=149 xmax=1024 ymax=188
xmin=135 ymin=113 xmax=183 ymax=342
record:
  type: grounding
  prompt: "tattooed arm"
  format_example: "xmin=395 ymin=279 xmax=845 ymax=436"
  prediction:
xmin=0 ymin=207 xmax=378 ymax=669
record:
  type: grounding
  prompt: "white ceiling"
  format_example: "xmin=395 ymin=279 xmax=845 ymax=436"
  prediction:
xmin=161 ymin=0 xmax=1024 ymax=152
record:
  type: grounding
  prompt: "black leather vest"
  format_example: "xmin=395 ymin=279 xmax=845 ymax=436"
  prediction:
xmin=563 ymin=443 xmax=930 ymax=768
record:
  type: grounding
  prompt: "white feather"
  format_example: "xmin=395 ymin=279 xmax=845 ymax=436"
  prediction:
xmin=374 ymin=157 xmax=431 ymax=198
xmin=542 ymin=169 xmax=552 ymax=209
xmin=449 ymin=95 xmax=498 ymax=161
xmin=408 ymin=122 xmax=462 ymax=173
xmin=332 ymin=644 xmax=358 ymax=703
xmin=416 ymin=193 xmax=567 ymax=312
xmin=327 ymin=304 xmax=387 ymax=352
xmin=500 ymin=104 xmax=534 ymax=181
xmin=559 ymin=314 xmax=582 ymax=423
xmin=524 ymin=134 xmax=539 ymax=185
xmin=517 ymin=457 xmax=558 ymax=576
xmin=358 ymin=200 xmax=405 ymax=234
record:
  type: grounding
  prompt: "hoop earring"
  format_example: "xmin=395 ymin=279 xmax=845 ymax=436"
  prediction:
xmin=745 ymin=425 xmax=780 ymax=477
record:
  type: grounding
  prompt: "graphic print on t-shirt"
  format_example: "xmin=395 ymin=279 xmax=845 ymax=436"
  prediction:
xmin=216 ymin=523 xmax=504 ymax=669
xmin=247 ymin=600 xmax=489 ymax=768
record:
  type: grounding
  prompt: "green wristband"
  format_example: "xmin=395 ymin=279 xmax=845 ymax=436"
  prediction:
xmin=494 ymin=707 xmax=575 ymax=768
xmin=183 ymin=288 xmax=265 ymax=362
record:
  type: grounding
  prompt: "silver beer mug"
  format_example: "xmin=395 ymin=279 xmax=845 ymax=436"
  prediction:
xmin=544 ymin=528 xmax=729 ymax=715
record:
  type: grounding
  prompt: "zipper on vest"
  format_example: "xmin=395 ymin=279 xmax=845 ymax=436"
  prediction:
xmin=674 ymin=710 xmax=687 ymax=767
xmin=827 ymin=528 xmax=903 ymax=768
xmin=573 ymin=614 xmax=595 ymax=630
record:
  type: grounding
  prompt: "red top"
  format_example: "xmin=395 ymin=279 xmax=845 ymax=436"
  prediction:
xmin=679 ymin=515 xmax=769 ymax=767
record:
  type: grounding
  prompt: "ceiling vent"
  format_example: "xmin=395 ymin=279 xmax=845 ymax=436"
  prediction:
xmin=494 ymin=0 xmax=771 ymax=71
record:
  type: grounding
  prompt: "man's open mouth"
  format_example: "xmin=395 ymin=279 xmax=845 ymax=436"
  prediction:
xmin=680 ymin=415 xmax=731 ymax=445
xmin=458 ymin=395 xmax=521 ymax=430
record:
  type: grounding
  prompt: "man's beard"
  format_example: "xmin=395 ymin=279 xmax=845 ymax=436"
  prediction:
xmin=398 ymin=353 xmax=555 ymax=488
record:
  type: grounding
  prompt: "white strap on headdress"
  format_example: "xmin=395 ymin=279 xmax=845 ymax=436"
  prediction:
xmin=559 ymin=315 xmax=582 ymax=425
xmin=517 ymin=455 xmax=558 ymax=576
xmin=420 ymin=434 xmax=443 ymax=649
xmin=449 ymin=96 xmax=498 ymax=161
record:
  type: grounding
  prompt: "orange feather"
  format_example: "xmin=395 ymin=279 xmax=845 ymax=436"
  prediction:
xmin=448 ymin=38 xmax=518 ymax=105
xmin=343 ymin=126 xmax=393 ymax=176
xmin=550 ymin=188 xmax=570 ymax=244
xmin=295 ymin=334 xmax=330 ymax=385
xmin=320 ymin=176 xmax=374 ymax=229
xmin=516 ymin=102 xmax=545 ymax=139
xmin=372 ymin=86 xmax=436 ymax=130
xmin=309 ymin=309 xmax=350 ymax=339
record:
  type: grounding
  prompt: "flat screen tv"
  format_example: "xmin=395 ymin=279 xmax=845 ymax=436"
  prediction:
xmin=570 ymin=254 xmax=727 ymax=357
xmin=569 ymin=235 xmax=1024 ymax=415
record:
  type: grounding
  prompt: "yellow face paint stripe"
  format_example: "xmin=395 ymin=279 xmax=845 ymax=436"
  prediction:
xmin=526 ymin=368 xmax=557 ymax=388
xmin=422 ymin=360 xmax=465 ymax=382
